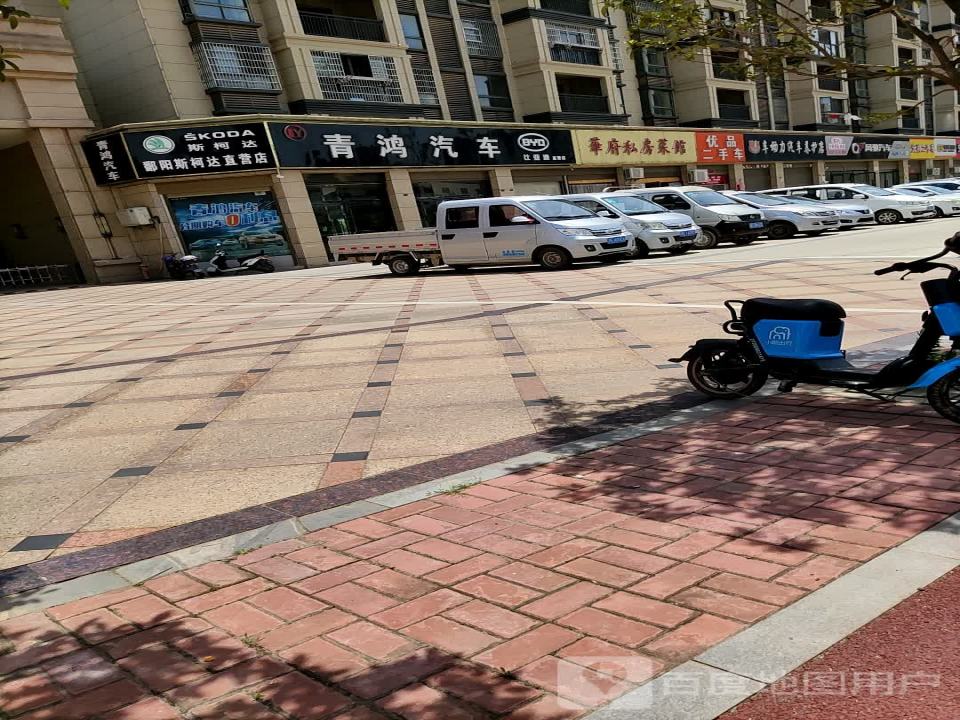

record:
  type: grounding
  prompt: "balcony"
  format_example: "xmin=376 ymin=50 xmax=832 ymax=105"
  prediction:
xmin=559 ymin=93 xmax=609 ymax=112
xmin=550 ymin=45 xmax=602 ymax=65
xmin=900 ymin=81 xmax=919 ymax=100
xmin=540 ymin=0 xmax=592 ymax=16
xmin=718 ymin=103 xmax=752 ymax=120
xmin=193 ymin=42 xmax=282 ymax=92
xmin=299 ymin=11 xmax=386 ymax=42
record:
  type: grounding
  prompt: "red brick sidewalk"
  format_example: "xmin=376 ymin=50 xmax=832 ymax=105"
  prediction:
xmin=1 ymin=395 xmax=958 ymax=719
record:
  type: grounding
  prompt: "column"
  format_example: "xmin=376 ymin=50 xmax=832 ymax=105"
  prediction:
xmin=386 ymin=169 xmax=423 ymax=229
xmin=731 ymin=164 xmax=746 ymax=190
xmin=271 ymin=170 xmax=329 ymax=267
xmin=488 ymin=168 xmax=515 ymax=196
xmin=771 ymin=163 xmax=785 ymax=187
xmin=814 ymin=160 xmax=827 ymax=183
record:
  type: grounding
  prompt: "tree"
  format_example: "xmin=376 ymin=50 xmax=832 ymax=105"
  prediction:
xmin=1 ymin=1 xmax=70 ymax=80
xmin=606 ymin=0 xmax=960 ymax=126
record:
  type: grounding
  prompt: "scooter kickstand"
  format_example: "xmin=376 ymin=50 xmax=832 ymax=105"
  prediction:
xmin=778 ymin=381 xmax=797 ymax=393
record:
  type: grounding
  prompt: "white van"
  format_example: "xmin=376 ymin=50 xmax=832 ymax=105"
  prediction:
xmin=761 ymin=183 xmax=935 ymax=225
xmin=558 ymin=192 xmax=699 ymax=256
xmin=626 ymin=186 xmax=766 ymax=249
xmin=329 ymin=196 xmax=632 ymax=274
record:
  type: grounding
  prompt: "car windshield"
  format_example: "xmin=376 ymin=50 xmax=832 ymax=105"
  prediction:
xmin=905 ymin=185 xmax=950 ymax=195
xmin=733 ymin=193 xmax=788 ymax=207
xmin=686 ymin=190 xmax=735 ymax=206
xmin=603 ymin=195 xmax=666 ymax=215
xmin=782 ymin=195 xmax=830 ymax=206
xmin=850 ymin=184 xmax=896 ymax=197
xmin=894 ymin=187 xmax=931 ymax=196
xmin=524 ymin=199 xmax=596 ymax=220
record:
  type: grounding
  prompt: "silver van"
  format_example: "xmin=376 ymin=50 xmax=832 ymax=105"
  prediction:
xmin=558 ymin=192 xmax=699 ymax=256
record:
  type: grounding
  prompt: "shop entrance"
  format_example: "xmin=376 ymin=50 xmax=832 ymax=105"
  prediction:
xmin=826 ymin=167 xmax=874 ymax=184
xmin=783 ymin=164 xmax=814 ymax=186
xmin=0 ymin=139 xmax=82 ymax=287
xmin=743 ymin=166 xmax=772 ymax=190
xmin=306 ymin=173 xmax=395 ymax=258
xmin=878 ymin=163 xmax=901 ymax=187
xmin=411 ymin=173 xmax=491 ymax=227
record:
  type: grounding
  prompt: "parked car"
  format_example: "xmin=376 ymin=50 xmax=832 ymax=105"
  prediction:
xmin=891 ymin=184 xmax=960 ymax=217
xmin=761 ymin=194 xmax=874 ymax=229
xmin=720 ymin=191 xmax=841 ymax=239
xmin=329 ymin=196 xmax=633 ymax=274
xmin=761 ymin=183 xmax=935 ymax=225
xmin=901 ymin=179 xmax=960 ymax=192
xmin=558 ymin=192 xmax=699 ymax=256
xmin=625 ymin=186 xmax=766 ymax=249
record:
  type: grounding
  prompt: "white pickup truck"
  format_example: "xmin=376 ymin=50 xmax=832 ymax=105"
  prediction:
xmin=329 ymin=196 xmax=633 ymax=275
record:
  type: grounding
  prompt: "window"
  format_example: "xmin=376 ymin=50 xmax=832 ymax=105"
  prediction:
xmin=189 ymin=0 xmax=251 ymax=22
xmin=400 ymin=14 xmax=425 ymax=50
xmin=788 ymin=189 xmax=821 ymax=199
xmin=524 ymin=199 xmax=595 ymax=220
xmin=545 ymin=22 xmax=600 ymax=48
xmin=489 ymin=204 xmax=534 ymax=226
xmin=413 ymin=66 xmax=439 ymax=104
xmin=193 ymin=42 xmax=281 ymax=91
xmin=824 ymin=188 xmax=851 ymax=200
xmin=462 ymin=19 xmax=501 ymax=58
xmin=643 ymin=48 xmax=669 ymax=76
xmin=813 ymin=29 xmax=841 ymax=57
xmin=819 ymin=96 xmax=846 ymax=122
xmin=474 ymin=74 xmax=511 ymax=109
xmin=649 ymin=193 xmax=690 ymax=210
xmin=570 ymin=199 xmax=608 ymax=214
xmin=708 ymin=8 xmax=737 ymax=26
xmin=445 ymin=206 xmax=479 ymax=229
xmin=313 ymin=51 xmax=404 ymax=103
xmin=649 ymin=89 xmax=675 ymax=117
xmin=341 ymin=54 xmax=373 ymax=77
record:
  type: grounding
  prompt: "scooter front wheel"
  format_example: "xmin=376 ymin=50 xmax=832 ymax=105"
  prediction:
xmin=687 ymin=350 xmax=768 ymax=399
xmin=927 ymin=367 xmax=960 ymax=424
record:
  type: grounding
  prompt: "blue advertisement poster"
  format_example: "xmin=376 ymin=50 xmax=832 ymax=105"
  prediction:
xmin=168 ymin=191 xmax=291 ymax=261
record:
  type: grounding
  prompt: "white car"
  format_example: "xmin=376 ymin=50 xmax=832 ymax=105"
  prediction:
xmin=720 ymin=191 xmax=841 ymax=239
xmin=761 ymin=183 xmax=934 ymax=225
xmin=766 ymin=194 xmax=874 ymax=228
xmin=891 ymin=184 xmax=960 ymax=217
xmin=559 ymin=192 xmax=700 ymax=256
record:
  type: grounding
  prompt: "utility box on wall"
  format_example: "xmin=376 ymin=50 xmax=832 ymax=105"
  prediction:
xmin=117 ymin=207 xmax=154 ymax=227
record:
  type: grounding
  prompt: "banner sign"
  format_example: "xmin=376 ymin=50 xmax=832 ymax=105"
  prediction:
xmin=910 ymin=138 xmax=936 ymax=159
xmin=81 ymin=133 xmax=136 ymax=185
xmin=696 ymin=132 xmax=745 ymax=164
xmin=851 ymin=137 xmax=911 ymax=160
xmin=269 ymin=123 xmax=574 ymax=168
xmin=573 ymin=129 xmax=697 ymax=165
xmin=167 ymin=191 xmax=291 ymax=262
xmin=934 ymin=137 xmax=957 ymax=158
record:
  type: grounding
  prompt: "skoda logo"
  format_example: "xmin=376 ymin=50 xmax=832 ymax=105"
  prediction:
xmin=518 ymin=132 xmax=550 ymax=152
xmin=142 ymin=135 xmax=175 ymax=155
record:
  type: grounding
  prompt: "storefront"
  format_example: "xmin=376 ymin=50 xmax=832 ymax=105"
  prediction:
xmin=511 ymin=169 xmax=564 ymax=195
xmin=410 ymin=172 xmax=491 ymax=226
xmin=742 ymin=164 xmax=774 ymax=190
xmin=783 ymin=164 xmax=815 ymax=186
xmin=632 ymin=165 xmax=685 ymax=187
xmin=306 ymin=173 xmax=395 ymax=258
xmin=825 ymin=162 xmax=873 ymax=184
xmin=878 ymin=161 xmax=902 ymax=186
xmin=571 ymin=128 xmax=698 ymax=192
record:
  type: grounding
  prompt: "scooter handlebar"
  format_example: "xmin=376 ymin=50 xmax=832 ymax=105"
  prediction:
xmin=874 ymin=263 xmax=907 ymax=276
xmin=946 ymin=231 xmax=960 ymax=254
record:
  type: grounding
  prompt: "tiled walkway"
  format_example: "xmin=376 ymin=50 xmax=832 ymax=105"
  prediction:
xmin=2 ymin=394 xmax=957 ymax=719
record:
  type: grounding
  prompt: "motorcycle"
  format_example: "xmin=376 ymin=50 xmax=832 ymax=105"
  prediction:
xmin=670 ymin=232 xmax=960 ymax=424
xmin=200 ymin=245 xmax=275 ymax=276
xmin=162 ymin=253 xmax=202 ymax=280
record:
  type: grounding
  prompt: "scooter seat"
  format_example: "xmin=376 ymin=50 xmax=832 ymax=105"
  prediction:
xmin=742 ymin=298 xmax=846 ymax=324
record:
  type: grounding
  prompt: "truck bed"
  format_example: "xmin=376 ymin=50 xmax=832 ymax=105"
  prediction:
xmin=329 ymin=230 xmax=439 ymax=260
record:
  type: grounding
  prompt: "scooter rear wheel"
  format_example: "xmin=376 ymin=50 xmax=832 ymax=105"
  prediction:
xmin=687 ymin=349 xmax=768 ymax=399
xmin=927 ymin=368 xmax=960 ymax=424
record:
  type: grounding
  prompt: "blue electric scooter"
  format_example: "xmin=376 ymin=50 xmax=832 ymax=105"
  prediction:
xmin=671 ymin=233 xmax=960 ymax=424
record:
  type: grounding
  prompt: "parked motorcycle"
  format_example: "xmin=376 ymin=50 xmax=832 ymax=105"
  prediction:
xmin=200 ymin=245 xmax=275 ymax=276
xmin=162 ymin=253 xmax=202 ymax=280
xmin=670 ymin=232 xmax=960 ymax=424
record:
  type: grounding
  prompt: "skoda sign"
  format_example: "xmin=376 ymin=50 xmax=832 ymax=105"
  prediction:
xmin=517 ymin=132 xmax=550 ymax=153
xmin=142 ymin=135 xmax=176 ymax=154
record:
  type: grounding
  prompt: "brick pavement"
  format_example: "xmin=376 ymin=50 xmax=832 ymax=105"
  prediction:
xmin=2 ymin=393 xmax=958 ymax=719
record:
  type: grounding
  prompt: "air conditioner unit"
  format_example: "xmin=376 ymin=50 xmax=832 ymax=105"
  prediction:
xmin=931 ymin=167 xmax=942 ymax=177
xmin=117 ymin=207 xmax=154 ymax=227
xmin=693 ymin=169 xmax=711 ymax=183
xmin=625 ymin=167 xmax=645 ymax=179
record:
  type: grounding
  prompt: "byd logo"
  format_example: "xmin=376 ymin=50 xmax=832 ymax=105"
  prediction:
xmin=517 ymin=133 xmax=550 ymax=152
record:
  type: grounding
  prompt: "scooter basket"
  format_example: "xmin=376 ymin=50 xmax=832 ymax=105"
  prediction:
xmin=753 ymin=319 xmax=844 ymax=359
xmin=922 ymin=279 xmax=960 ymax=339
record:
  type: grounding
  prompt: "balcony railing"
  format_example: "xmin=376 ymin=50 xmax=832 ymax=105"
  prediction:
xmin=540 ymin=0 xmax=593 ymax=15
xmin=299 ymin=11 xmax=386 ymax=42
xmin=550 ymin=45 xmax=602 ymax=65
xmin=901 ymin=115 xmax=921 ymax=129
xmin=718 ymin=103 xmax=752 ymax=120
xmin=713 ymin=63 xmax=748 ymax=81
xmin=817 ymin=76 xmax=843 ymax=91
xmin=559 ymin=92 xmax=610 ymax=112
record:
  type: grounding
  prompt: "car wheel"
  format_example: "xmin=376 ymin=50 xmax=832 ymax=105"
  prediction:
xmin=388 ymin=254 xmax=420 ymax=276
xmin=630 ymin=242 xmax=650 ymax=259
xmin=766 ymin=221 xmax=796 ymax=240
xmin=536 ymin=246 xmax=573 ymax=271
xmin=694 ymin=227 xmax=719 ymax=249
xmin=875 ymin=209 xmax=902 ymax=225
xmin=934 ymin=206 xmax=945 ymax=218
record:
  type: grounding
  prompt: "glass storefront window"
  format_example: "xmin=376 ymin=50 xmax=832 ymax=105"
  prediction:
xmin=412 ymin=177 xmax=492 ymax=227
xmin=306 ymin=174 xmax=395 ymax=258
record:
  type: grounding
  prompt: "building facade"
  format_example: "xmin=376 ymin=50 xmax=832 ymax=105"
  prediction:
xmin=5 ymin=0 xmax=960 ymax=284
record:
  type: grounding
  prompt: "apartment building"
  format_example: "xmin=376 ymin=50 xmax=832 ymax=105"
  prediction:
xmin=5 ymin=0 xmax=960 ymax=283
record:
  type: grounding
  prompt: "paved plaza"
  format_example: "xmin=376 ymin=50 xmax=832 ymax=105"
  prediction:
xmin=0 ymin=223 xmax=951 ymax=570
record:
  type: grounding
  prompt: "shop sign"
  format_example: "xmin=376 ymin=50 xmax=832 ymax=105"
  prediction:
xmin=744 ymin=163 xmax=770 ymax=169
xmin=80 ymin=133 xmax=136 ymax=185
xmin=125 ymin=123 xmax=276 ymax=178
xmin=744 ymin=134 xmax=827 ymax=161
xmin=852 ymin=137 xmax=911 ymax=160
xmin=696 ymin=132 xmax=745 ymax=163
xmin=934 ymin=137 xmax=958 ymax=158
xmin=167 ymin=191 xmax=290 ymax=261
xmin=573 ymin=129 xmax=697 ymax=165
xmin=910 ymin=138 xmax=936 ymax=159
xmin=270 ymin=123 xmax=574 ymax=168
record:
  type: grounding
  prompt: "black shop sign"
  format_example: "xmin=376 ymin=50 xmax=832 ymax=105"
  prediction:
xmin=81 ymin=133 xmax=136 ymax=185
xmin=268 ymin=122 xmax=575 ymax=168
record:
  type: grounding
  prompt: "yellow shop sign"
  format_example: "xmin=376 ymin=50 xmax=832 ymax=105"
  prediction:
xmin=909 ymin=138 xmax=936 ymax=159
xmin=573 ymin=129 xmax=698 ymax=165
